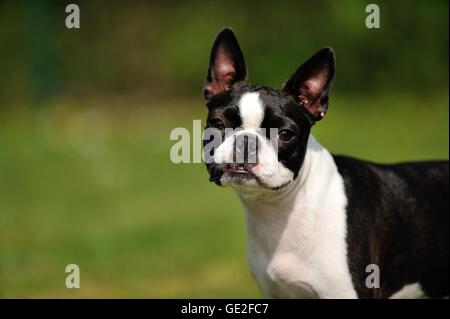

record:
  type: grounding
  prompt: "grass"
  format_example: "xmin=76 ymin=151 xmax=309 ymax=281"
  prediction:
xmin=0 ymin=93 xmax=448 ymax=297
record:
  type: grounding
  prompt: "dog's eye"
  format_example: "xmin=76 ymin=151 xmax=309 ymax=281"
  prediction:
xmin=278 ymin=129 xmax=295 ymax=142
xmin=209 ymin=119 xmax=225 ymax=131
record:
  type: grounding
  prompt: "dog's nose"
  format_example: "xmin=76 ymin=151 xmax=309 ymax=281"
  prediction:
xmin=233 ymin=133 xmax=259 ymax=165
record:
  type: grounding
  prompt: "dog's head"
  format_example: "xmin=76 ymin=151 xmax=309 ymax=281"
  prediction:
xmin=203 ymin=27 xmax=335 ymax=192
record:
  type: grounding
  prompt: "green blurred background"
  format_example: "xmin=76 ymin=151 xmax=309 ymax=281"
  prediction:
xmin=0 ymin=0 xmax=448 ymax=297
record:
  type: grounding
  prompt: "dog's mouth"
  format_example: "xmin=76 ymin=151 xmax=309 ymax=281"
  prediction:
xmin=220 ymin=163 xmax=263 ymax=188
xmin=223 ymin=163 xmax=256 ymax=176
xmin=208 ymin=162 xmax=292 ymax=191
xmin=224 ymin=164 xmax=251 ymax=174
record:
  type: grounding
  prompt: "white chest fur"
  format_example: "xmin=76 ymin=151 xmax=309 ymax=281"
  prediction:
xmin=238 ymin=135 xmax=357 ymax=299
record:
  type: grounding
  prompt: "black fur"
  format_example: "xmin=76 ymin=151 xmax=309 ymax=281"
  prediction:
xmin=334 ymin=156 xmax=449 ymax=298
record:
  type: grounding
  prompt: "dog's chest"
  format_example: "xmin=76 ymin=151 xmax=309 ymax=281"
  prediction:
xmin=245 ymin=202 xmax=357 ymax=299
xmin=241 ymin=154 xmax=358 ymax=298
xmin=246 ymin=227 xmax=323 ymax=298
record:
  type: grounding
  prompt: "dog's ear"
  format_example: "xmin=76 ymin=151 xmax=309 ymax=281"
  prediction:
xmin=282 ymin=47 xmax=335 ymax=122
xmin=203 ymin=27 xmax=247 ymax=101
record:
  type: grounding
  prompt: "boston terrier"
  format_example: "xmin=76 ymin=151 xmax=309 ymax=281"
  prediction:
xmin=202 ymin=27 xmax=449 ymax=298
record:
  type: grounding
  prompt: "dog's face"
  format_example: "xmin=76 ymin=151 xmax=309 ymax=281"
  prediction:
xmin=203 ymin=28 xmax=335 ymax=192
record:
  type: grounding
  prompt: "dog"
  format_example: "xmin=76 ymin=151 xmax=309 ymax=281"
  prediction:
xmin=202 ymin=27 xmax=449 ymax=298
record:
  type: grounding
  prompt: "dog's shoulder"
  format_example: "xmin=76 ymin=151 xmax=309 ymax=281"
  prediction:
xmin=331 ymin=154 xmax=449 ymax=298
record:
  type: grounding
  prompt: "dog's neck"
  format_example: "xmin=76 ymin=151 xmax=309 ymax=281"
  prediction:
xmin=235 ymin=134 xmax=344 ymax=253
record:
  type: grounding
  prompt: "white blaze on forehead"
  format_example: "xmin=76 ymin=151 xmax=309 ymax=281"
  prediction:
xmin=238 ymin=92 xmax=264 ymax=129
